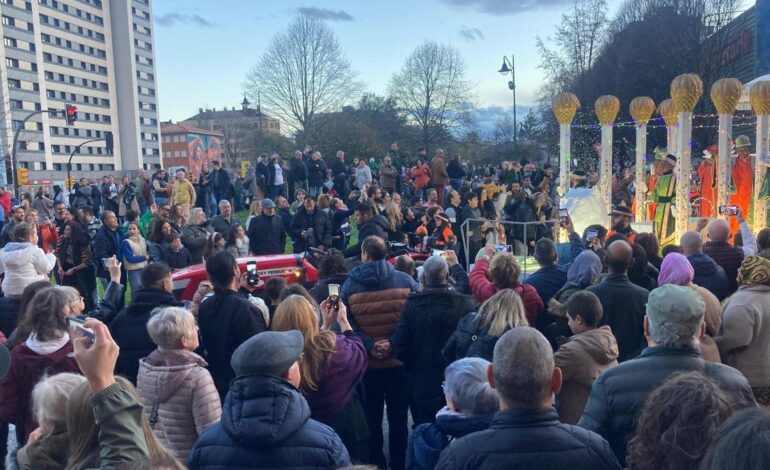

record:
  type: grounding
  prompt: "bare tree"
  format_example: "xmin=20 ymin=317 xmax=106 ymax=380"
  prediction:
xmin=244 ymin=14 xmax=362 ymax=136
xmin=388 ymin=41 xmax=476 ymax=149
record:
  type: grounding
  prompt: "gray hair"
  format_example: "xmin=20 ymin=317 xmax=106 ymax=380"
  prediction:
xmin=218 ymin=199 xmax=231 ymax=209
xmin=421 ymin=255 xmax=448 ymax=287
xmin=146 ymin=306 xmax=197 ymax=350
xmin=680 ymin=231 xmax=703 ymax=255
xmin=187 ymin=207 xmax=204 ymax=225
xmin=493 ymin=327 xmax=554 ymax=409
xmin=33 ymin=373 xmax=87 ymax=426
xmin=444 ymin=358 xmax=499 ymax=416
xmin=55 ymin=285 xmax=80 ymax=305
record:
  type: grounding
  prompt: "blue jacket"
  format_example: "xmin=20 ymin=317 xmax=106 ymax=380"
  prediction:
xmin=189 ymin=374 xmax=351 ymax=469
xmin=408 ymin=412 xmax=493 ymax=470
xmin=525 ymin=232 xmax=585 ymax=307
xmin=688 ymin=252 xmax=730 ymax=300
xmin=436 ymin=408 xmax=620 ymax=470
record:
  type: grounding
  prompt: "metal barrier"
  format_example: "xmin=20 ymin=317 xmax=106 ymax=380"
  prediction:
xmin=459 ymin=217 xmax=560 ymax=273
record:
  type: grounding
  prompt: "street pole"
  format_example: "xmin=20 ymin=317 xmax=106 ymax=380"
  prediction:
xmin=67 ymin=138 xmax=107 ymax=191
xmin=10 ymin=109 xmax=54 ymax=199
xmin=511 ymin=53 xmax=517 ymax=150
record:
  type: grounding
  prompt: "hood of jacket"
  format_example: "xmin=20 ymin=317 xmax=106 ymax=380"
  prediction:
xmin=566 ymin=250 xmax=602 ymax=288
xmin=222 ymin=375 xmax=310 ymax=448
xmin=435 ymin=411 xmax=494 ymax=439
xmin=138 ymin=349 xmax=208 ymax=403
xmin=569 ymin=325 xmax=619 ymax=365
xmin=348 ymin=259 xmax=394 ymax=287
xmin=126 ymin=288 xmax=183 ymax=316
xmin=362 ymin=214 xmax=390 ymax=232
xmin=0 ymin=242 xmax=40 ymax=265
xmin=688 ymin=252 xmax=720 ymax=276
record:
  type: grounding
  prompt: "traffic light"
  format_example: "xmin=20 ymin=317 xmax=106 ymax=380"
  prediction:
xmin=16 ymin=167 xmax=28 ymax=185
xmin=65 ymin=104 xmax=77 ymax=125
xmin=105 ymin=131 xmax=114 ymax=155
xmin=65 ymin=175 xmax=75 ymax=189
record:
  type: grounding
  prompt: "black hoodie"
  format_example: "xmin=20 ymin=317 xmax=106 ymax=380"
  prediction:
xmin=109 ymin=288 xmax=183 ymax=384
xmin=343 ymin=214 xmax=389 ymax=257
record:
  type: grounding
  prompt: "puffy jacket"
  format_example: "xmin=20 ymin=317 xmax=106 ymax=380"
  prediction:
xmin=181 ymin=224 xmax=209 ymax=264
xmin=188 ymin=375 xmax=351 ymax=469
xmin=343 ymin=214 xmax=389 ymax=257
xmin=341 ymin=260 xmax=417 ymax=368
xmin=307 ymin=158 xmax=327 ymax=186
xmin=469 ymin=258 xmax=544 ymax=325
xmin=290 ymin=207 xmax=332 ymax=252
xmin=436 ymin=408 xmax=620 ymax=470
xmin=429 ymin=156 xmax=448 ymax=186
xmin=579 ymin=346 xmax=756 ymax=465
xmin=408 ymin=411 xmax=493 ymax=470
xmin=249 ymin=214 xmax=286 ymax=255
xmin=703 ymin=241 xmax=744 ymax=295
xmin=586 ymin=274 xmax=649 ymax=362
xmin=72 ymin=184 xmax=93 ymax=208
xmin=0 ymin=242 xmax=56 ymax=297
xmin=171 ymin=179 xmax=196 ymax=206
xmin=554 ymin=325 xmax=618 ymax=424
xmin=289 ymin=157 xmax=308 ymax=182
xmin=0 ymin=340 xmax=80 ymax=440
xmin=411 ymin=165 xmax=431 ymax=190
xmin=393 ymin=287 xmax=476 ymax=412
xmin=687 ymin=252 xmax=730 ymax=300
xmin=137 ymin=349 xmax=221 ymax=460
xmin=442 ymin=312 xmax=503 ymax=362
xmin=110 ymin=288 xmax=184 ymax=384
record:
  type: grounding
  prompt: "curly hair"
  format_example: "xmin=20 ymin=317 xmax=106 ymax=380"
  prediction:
xmin=626 ymin=371 xmax=737 ymax=470
xmin=489 ymin=252 xmax=521 ymax=289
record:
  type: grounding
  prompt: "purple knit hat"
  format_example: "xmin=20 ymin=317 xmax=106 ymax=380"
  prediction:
xmin=658 ymin=252 xmax=694 ymax=286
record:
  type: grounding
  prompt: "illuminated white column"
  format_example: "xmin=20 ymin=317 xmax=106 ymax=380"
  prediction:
xmin=559 ymin=124 xmax=570 ymax=198
xmin=635 ymin=124 xmax=648 ymax=222
xmin=717 ymin=113 xmax=733 ymax=218
xmin=600 ymin=124 xmax=613 ymax=212
xmin=675 ymin=112 xmax=693 ymax=237
xmin=753 ymin=114 xmax=769 ymax=231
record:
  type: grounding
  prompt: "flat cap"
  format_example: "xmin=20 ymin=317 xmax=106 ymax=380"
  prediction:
xmin=646 ymin=284 xmax=705 ymax=338
xmin=231 ymin=330 xmax=304 ymax=378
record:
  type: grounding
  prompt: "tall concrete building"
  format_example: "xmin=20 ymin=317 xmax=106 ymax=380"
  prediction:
xmin=0 ymin=0 xmax=161 ymax=185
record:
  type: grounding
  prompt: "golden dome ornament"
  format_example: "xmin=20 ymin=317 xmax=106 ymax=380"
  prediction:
xmin=629 ymin=97 xmax=656 ymax=126
xmin=594 ymin=95 xmax=620 ymax=125
xmin=552 ymin=92 xmax=580 ymax=125
xmin=657 ymin=99 xmax=678 ymax=127
xmin=749 ymin=81 xmax=770 ymax=115
xmin=710 ymin=78 xmax=743 ymax=115
xmin=670 ymin=73 xmax=703 ymax=113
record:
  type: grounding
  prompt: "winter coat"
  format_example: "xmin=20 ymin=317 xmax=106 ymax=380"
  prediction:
xmin=429 ymin=156 xmax=449 ymax=186
xmin=442 ymin=312 xmax=504 ymax=362
xmin=688 ymin=252 xmax=730 ymax=300
xmin=188 ymin=375 xmax=351 ymax=469
xmin=408 ymin=411 xmax=493 ymax=470
xmin=290 ymin=208 xmax=332 ymax=252
xmin=447 ymin=159 xmax=466 ymax=179
xmin=379 ymin=164 xmax=398 ymax=191
xmin=0 ymin=338 xmax=80 ymax=440
xmin=0 ymin=242 xmax=56 ymax=296
xmin=436 ymin=408 xmax=620 ymax=470
xmin=72 ymin=184 xmax=93 ymax=208
xmin=248 ymin=213 xmax=286 ymax=255
xmin=198 ymin=289 xmax=268 ymax=399
xmin=579 ymin=346 xmax=756 ymax=465
xmin=137 ymin=349 xmax=221 ymax=460
xmin=210 ymin=214 xmax=236 ymax=237
xmin=227 ymin=237 xmax=250 ymax=258
xmin=341 ymin=260 xmax=417 ymax=368
xmin=469 ymin=258 xmax=544 ymax=325
xmin=171 ymin=179 xmax=196 ymax=206
xmin=289 ymin=157 xmax=308 ymax=182
xmin=716 ymin=284 xmax=770 ymax=387
xmin=393 ymin=287 xmax=476 ymax=412
xmin=16 ymin=422 xmax=69 ymax=470
xmin=93 ymin=226 xmax=122 ymax=279
xmin=411 ymin=165 xmax=431 ymax=190
xmin=181 ymin=224 xmax=209 ymax=264
xmin=524 ymin=232 xmax=585 ymax=307
xmin=703 ymin=241 xmax=744 ymax=295
xmin=161 ymin=245 xmax=192 ymax=270
xmin=343 ymin=214 xmax=389 ymax=257
xmin=110 ymin=288 xmax=184 ymax=384
xmin=242 ymin=168 xmax=257 ymax=197
xmin=554 ymin=326 xmax=619 ymax=424
xmin=586 ymin=273 xmax=649 ymax=362
xmin=354 ymin=165 xmax=372 ymax=189
xmin=307 ymin=158 xmax=328 ymax=187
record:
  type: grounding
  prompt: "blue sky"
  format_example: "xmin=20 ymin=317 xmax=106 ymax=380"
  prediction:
xmin=153 ymin=0 xmax=622 ymax=130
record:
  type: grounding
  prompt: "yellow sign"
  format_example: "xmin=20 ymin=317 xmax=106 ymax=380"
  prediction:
xmin=16 ymin=168 xmax=28 ymax=185
xmin=240 ymin=160 xmax=248 ymax=177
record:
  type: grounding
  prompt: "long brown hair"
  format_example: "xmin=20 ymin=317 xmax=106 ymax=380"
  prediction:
xmin=17 ymin=286 xmax=69 ymax=342
xmin=66 ymin=377 xmax=183 ymax=470
xmin=271 ymin=295 xmax=336 ymax=393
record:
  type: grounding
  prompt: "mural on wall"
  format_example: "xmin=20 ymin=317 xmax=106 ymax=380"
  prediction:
xmin=187 ymin=134 xmax=222 ymax=177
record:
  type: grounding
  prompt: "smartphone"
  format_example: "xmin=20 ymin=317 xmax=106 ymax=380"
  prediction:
xmin=431 ymin=249 xmax=445 ymax=257
xmin=719 ymin=205 xmax=739 ymax=216
xmin=68 ymin=317 xmax=94 ymax=344
xmin=246 ymin=261 xmax=258 ymax=286
xmin=559 ymin=207 xmax=569 ymax=225
xmin=328 ymin=283 xmax=340 ymax=310
xmin=495 ymin=244 xmax=512 ymax=253
xmin=101 ymin=258 xmax=110 ymax=268
xmin=586 ymin=229 xmax=599 ymax=240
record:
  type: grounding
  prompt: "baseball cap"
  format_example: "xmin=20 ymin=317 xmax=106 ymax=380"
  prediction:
xmin=231 ymin=330 xmax=304 ymax=378
xmin=646 ymin=284 xmax=705 ymax=339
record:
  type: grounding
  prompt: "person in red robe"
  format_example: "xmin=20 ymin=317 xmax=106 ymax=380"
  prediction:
xmin=730 ymin=135 xmax=752 ymax=235
xmin=697 ymin=145 xmax=718 ymax=218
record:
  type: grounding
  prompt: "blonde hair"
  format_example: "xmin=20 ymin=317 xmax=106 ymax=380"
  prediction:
xmin=317 ymin=194 xmax=330 ymax=209
xmin=271 ymin=295 xmax=336 ymax=393
xmin=476 ymin=289 xmax=528 ymax=337
xmin=187 ymin=207 xmax=204 ymax=225
xmin=249 ymin=200 xmax=262 ymax=217
xmin=385 ymin=203 xmax=403 ymax=232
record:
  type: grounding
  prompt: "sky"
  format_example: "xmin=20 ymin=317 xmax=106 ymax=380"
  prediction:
xmin=153 ymin=0 xmax=623 ymax=132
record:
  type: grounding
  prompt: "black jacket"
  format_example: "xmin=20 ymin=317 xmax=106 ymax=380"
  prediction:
xmin=161 ymin=246 xmax=192 ymax=269
xmin=703 ymin=241 xmax=744 ymax=295
xmin=210 ymin=215 xmax=236 ymax=237
xmin=290 ymin=208 xmax=331 ymax=252
xmin=331 ymin=160 xmax=348 ymax=192
xmin=198 ymin=289 xmax=268 ymax=399
xmin=189 ymin=375 xmax=350 ymax=469
xmin=306 ymin=158 xmax=327 ymax=186
xmin=447 ymin=159 xmax=466 ymax=179
xmin=93 ymin=226 xmax=121 ymax=279
xmin=109 ymin=288 xmax=183 ymax=384
xmin=688 ymin=252 xmax=730 ymax=300
xmin=436 ymin=408 xmax=620 ymax=470
xmin=586 ymin=274 xmax=649 ymax=362
xmin=249 ymin=213 xmax=286 ymax=255
xmin=289 ymin=157 xmax=308 ymax=182
xmin=309 ymin=273 xmax=349 ymax=304
xmin=579 ymin=346 xmax=756 ymax=465
xmin=344 ymin=214 xmax=389 ymax=257
xmin=394 ymin=287 xmax=476 ymax=411
xmin=181 ymin=224 xmax=209 ymax=264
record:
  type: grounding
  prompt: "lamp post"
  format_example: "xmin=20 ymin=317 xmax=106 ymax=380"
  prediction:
xmin=498 ymin=54 xmax=517 ymax=150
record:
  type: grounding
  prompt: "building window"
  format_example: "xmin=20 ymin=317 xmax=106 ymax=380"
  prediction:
xmin=2 ymin=16 xmax=15 ymax=27
xmin=10 ymin=99 xmax=23 ymax=109
xmin=5 ymin=58 xmax=19 ymax=68
xmin=3 ymin=37 xmax=17 ymax=48
xmin=7 ymin=79 xmax=21 ymax=88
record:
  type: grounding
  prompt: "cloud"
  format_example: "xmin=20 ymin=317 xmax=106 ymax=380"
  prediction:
xmin=458 ymin=25 xmax=484 ymax=42
xmin=440 ymin=0 xmax=573 ymax=15
xmin=297 ymin=7 xmax=354 ymax=21
xmin=155 ymin=11 xmax=214 ymax=28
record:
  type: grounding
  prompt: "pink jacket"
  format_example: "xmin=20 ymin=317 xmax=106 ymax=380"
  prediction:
xmin=469 ymin=258 xmax=544 ymax=325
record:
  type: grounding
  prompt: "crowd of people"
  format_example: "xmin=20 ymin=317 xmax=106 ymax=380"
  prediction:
xmin=0 ymin=143 xmax=767 ymax=469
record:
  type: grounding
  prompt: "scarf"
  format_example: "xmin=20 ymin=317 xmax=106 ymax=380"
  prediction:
xmin=737 ymin=256 xmax=770 ymax=287
xmin=658 ymin=252 xmax=694 ymax=286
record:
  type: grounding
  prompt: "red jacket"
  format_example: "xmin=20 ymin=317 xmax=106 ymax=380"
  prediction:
xmin=411 ymin=166 xmax=431 ymax=190
xmin=469 ymin=258 xmax=544 ymax=325
xmin=0 ymin=192 xmax=10 ymax=217
xmin=0 ymin=341 xmax=80 ymax=440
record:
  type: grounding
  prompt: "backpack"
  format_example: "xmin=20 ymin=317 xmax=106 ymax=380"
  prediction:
xmin=451 ymin=314 xmax=499 ymax=362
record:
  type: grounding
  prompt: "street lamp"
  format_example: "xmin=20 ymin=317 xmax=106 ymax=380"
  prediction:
xmin=498 ymin=54 xmax=517 ymax=150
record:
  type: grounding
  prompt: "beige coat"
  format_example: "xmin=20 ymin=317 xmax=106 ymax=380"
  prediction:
xmin=429 ymin=156 xmax=448 ymax=186
xmin=692 ymin=283 xmax=722 ymax=363
xmin=554 ymin=325 xmax=619 ymax=424
xmin=137 ymin=349 xmax=221 ymax=460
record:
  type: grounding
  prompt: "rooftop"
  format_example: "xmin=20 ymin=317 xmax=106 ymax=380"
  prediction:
xmin=160 ymin=122 xmax=224 ymax=137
